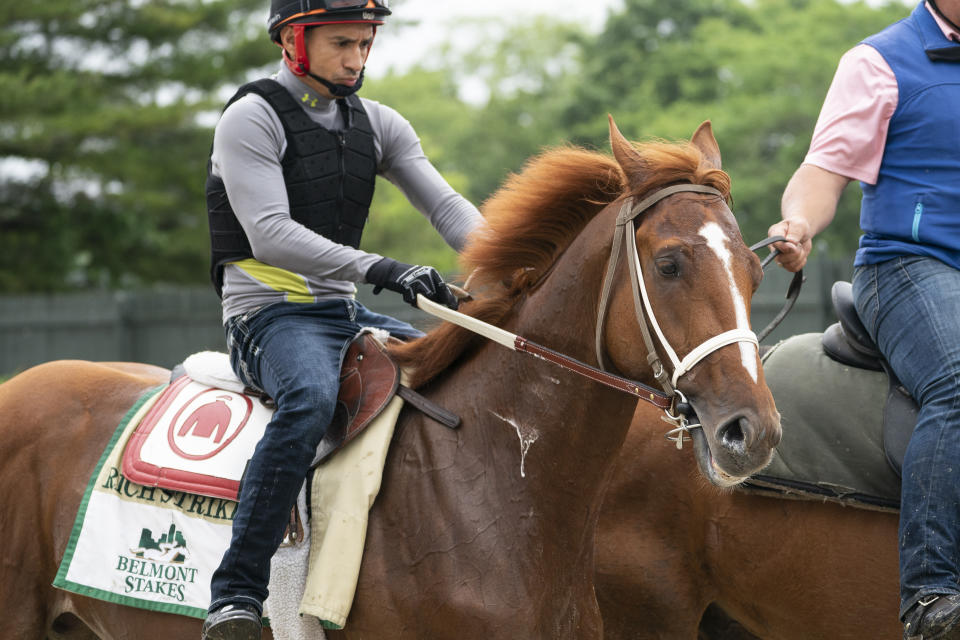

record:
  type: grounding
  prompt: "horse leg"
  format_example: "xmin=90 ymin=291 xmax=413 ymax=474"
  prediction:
xmin=595 ymin=539 xmax=705 ymax=639
xmin=595 ymin=409 xmax=718 ymax=640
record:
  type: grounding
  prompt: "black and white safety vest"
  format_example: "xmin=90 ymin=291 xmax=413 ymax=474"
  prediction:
xmin=206 ymin=78 xmax=377 ymax=297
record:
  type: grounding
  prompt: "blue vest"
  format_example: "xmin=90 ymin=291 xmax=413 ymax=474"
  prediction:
xmin=856 ymin=2 xmax=960 ymax=269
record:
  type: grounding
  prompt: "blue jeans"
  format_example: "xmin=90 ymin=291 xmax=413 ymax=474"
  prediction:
xmin=208 ymin=299 xmax=421 ymax=614
xmin=853 ymin=257 xmax=960 ymax=619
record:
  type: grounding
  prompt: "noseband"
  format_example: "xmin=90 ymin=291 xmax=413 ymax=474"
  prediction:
xmin=595 ymin=184 xmax=759 ymax=402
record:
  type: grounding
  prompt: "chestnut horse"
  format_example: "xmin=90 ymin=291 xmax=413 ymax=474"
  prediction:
xmin=596 ymin=397 xmax=900 ymax=639
xmin=0 ymin=119 xmax=780 ymax=639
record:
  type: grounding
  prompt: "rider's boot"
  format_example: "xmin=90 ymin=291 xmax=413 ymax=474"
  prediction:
xmin=903 ymin=594 xmax=960 ymax=640
xmin=201 ymin=602 xmax=262 ymax=640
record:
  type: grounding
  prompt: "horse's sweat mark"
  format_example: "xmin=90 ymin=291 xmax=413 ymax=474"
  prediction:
xmin=491 ymin=410 xmax=539 ymax=478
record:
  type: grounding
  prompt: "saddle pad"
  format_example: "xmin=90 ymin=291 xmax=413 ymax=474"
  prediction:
xmin=53 ymin=386 xmax=273 ymax=623
xmin=122 ymin=374 xmax=273 ymax=501
xmin=744 ymin=332 xmax=902 ymax=511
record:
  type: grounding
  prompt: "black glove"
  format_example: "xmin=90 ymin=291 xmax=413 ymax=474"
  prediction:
xmin=366 ymin=257 xmax=459 ymax=310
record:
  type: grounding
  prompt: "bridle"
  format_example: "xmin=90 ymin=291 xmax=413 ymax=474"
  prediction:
xmin=594 ymin=184 xmax=761 ymax=442
xmin=595 ymin=184 xmax=759 ymax=395
xmin=417 ymin=183 xmax=801 ymax=446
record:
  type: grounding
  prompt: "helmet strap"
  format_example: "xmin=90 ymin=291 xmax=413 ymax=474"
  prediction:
xmin=308 ymin=68 xmax=365 ymax=97
xmin=929 ymin=0 xmax=960 ymax=34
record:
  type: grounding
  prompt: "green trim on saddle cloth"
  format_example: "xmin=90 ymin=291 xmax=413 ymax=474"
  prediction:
xmin=51 ymin=385 xmax=272 ymax=626
xmin=53 ymin=386 xmax=186 ymax=610
xmin=744 ymin=332 xmax=901 ymax=511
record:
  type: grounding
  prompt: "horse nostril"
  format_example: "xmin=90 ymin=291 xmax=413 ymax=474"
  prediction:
xmin=718 ymin=418 xmax=746 ymax=452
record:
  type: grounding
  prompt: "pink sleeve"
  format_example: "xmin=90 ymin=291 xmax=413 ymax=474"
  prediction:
xmin=803 ymin=44 xmax=899 ymax=185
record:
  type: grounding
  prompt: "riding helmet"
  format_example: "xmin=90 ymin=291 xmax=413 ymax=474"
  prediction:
xmin=268 ymin=0 xmax=391 ymax=42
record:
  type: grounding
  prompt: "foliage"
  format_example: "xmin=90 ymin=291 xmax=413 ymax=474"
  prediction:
xmin=364 ymin=0 xmax=910 ymax=269
xmin=0 ymin=0 xmax=915 ymax=291
xmin=548 ymin=0 xmax=909 ymax=256
xmin=360 ymin=68 xmax=479 ymax=273
xmin=0 ymin=0 xmax=275 ymax=291
xmin=359 ymin=17 xmax=590 ymax=273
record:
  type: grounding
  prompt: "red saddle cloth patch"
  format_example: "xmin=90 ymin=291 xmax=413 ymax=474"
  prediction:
xmin=122 ymin=375 xmax=274 ymax=501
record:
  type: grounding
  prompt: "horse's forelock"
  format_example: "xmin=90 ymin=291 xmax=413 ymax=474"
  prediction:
xmin=626 ymin=140 xmax=732 ymax=202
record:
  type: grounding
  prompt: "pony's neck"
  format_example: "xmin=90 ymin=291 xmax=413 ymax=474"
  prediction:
xmin=472 ymin=203 xmax=639 ymax=545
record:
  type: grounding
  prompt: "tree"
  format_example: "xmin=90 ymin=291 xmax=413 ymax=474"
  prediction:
xmin=360 ymin=17 xmax=591 ymax=274
xmin=0 ymin=0 xmax=275 ymax=292
xmin=554 ymin=0 xmax=910 ymax=256
xmin=361 ymin=68 xmax=479 ymax=273
xmin=1 ymin=0 xmax=915 ymax=292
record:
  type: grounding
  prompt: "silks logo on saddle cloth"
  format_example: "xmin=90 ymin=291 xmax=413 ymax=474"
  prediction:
xmin=124 ymin=329 xmax=405 ymax=500
xmin=122 ymin=374 xmax=273 ymax=500
xmin=52 ymin=387 xmax=254 ymax=622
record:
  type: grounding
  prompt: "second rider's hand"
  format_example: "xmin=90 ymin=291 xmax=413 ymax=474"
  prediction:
xmin=767 ymin=218 xmax=812 ymax=273
xmin=365 ymin=257 xmax=459 ymax=310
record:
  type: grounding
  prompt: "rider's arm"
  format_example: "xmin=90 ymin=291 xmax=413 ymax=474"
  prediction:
xmin=769 ymin=44 xmax=899 ymax=272
xmin=772 ymin=165 xmax=851 ymax=272
xmin=366 ymin=100 xmax=484 ymax=252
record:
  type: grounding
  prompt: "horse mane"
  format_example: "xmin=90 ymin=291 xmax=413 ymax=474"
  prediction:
xmin=389 ymin=139 xmax=731 ymax=388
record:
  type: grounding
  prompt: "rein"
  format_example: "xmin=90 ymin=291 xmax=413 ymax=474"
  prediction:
xmin=415 ymin=296 xmax=674 ymax=410
xmin=747 ymin=236 xmax=804 ymax=343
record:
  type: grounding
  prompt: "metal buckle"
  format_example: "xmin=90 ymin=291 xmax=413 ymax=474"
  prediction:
xmin=661 ymin=391 xmax=702 ymax=450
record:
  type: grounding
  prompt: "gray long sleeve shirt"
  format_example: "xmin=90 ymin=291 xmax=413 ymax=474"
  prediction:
xmin=210 ymin=64 xmax=484 ymax=321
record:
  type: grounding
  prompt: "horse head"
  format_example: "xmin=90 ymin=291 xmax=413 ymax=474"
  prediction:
xmin=391 ymin=119 xmax=780 ymax=488
xmin=600 ymin=117 xmax=781 ymax=486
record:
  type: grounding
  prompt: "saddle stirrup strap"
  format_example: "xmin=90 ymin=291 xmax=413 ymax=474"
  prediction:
xmin=397 ymin=385 xmax=460 ymax=429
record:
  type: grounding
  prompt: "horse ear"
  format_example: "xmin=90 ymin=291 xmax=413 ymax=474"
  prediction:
xmin=691 ymin=120 xmax=722 ymax=169
xmin=609 ymin=115 xmax=644 ymax=177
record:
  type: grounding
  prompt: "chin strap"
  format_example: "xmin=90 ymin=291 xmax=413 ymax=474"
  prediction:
xmin=308 ymin=68 xmax=364 ymax=97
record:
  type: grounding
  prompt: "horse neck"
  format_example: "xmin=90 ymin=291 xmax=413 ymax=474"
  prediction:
xmin=458 ymin=204 xmax=637 ymax=545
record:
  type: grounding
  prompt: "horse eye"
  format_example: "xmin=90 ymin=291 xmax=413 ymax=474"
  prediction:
xmin=656 ymin=259 xmax=679 ymax=277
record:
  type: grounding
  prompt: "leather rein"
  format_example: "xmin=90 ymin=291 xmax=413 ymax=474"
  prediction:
xmin=417 ymin=183 xmax=802 ymax=435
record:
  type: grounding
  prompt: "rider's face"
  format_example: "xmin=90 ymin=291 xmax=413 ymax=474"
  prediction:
xmin=282 ymin=23 xmax=374 ymax=99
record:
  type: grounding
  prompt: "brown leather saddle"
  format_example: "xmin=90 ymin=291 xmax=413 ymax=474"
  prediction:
xmin=311 ymin=330 xmax=460 ymax=466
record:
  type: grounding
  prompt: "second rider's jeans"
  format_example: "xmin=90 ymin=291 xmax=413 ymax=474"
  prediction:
xmin=853 ymin=256 xmax=960 ymax=619
xmin=208 ymin=299 xmax=421 ymax=614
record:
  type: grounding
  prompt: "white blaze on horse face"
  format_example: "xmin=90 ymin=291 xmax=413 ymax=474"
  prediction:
xmin=491 ymin=410 xmax=539 ymax=478
xmin=698 ymin=222 xmax=759 ymax=383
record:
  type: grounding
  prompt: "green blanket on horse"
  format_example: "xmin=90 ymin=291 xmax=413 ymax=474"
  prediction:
xmin=745 ymin=332 xmax=903 ymax=511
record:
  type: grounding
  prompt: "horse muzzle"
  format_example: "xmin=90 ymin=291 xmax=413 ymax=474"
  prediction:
xmin=690 ymin=410 xmax=781 ymax=487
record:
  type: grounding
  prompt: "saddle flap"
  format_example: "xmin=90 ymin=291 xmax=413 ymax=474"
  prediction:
xmin=753 ymin=331 xmax=920 ymax=510
xmin=311 ymin=331 xmax=400 ymax=467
